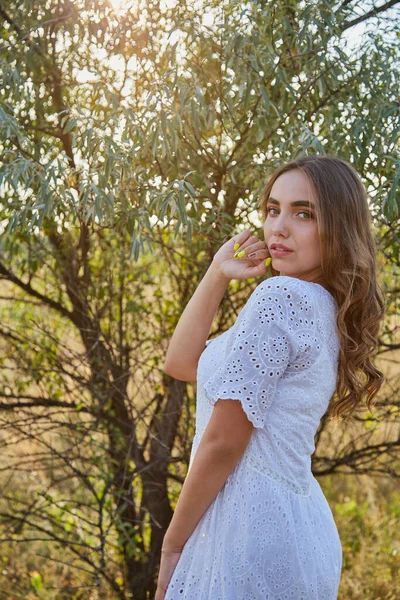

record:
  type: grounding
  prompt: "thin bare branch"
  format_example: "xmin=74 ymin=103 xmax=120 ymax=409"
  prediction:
xmin=340 ymin=0 xmax=400 ymax=32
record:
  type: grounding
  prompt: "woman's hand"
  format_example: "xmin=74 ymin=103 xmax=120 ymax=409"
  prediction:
xmin=212 ymin=229 xmax=272 ymax=281
xmin=155 ymin=548 xmax=183 ymax=600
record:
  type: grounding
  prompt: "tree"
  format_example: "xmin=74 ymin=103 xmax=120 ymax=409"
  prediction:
xmin=0 ymin=0 xmax=399 ymax=597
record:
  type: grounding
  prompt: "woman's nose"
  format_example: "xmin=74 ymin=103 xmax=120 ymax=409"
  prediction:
xmin=271 ymin=214 xmax=290 ymax=235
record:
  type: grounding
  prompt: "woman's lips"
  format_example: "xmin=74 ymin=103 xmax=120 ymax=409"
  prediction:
xmin=270 ymin=248 xmax=293 ymax=257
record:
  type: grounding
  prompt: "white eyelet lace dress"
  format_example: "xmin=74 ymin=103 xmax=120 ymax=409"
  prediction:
xmin=164 ymin=275 xmax=342 ymax=600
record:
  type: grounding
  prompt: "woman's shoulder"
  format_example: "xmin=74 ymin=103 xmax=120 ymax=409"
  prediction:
xmin=248 ymin=276 xmax=313 ymax=318
xmin=253 ymin=275 xmax=311 ymax=301
xmin=255 ymin=275 xmax=335 ymax=308
xmin=247 ymin=275 xmax=336 ymax=334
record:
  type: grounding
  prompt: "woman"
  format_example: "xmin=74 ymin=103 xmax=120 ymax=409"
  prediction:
xmin=155 ymin=155 xmax=386 ymax=600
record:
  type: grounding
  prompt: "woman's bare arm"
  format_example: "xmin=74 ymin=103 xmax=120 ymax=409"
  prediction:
xmin=163 ymin=262 xmax=230 ymax=381
xmin=161 ymin=398 xmax=254 ymax=552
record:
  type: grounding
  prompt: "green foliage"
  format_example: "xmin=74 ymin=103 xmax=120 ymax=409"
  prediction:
xmin=321 ymin=475 xmax=400 ymax=600
xmin=1 ymin=0 xmax=399 ymax=255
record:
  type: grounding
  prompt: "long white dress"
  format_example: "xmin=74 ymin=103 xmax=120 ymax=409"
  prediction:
xmin=165 ymin=275 xmax=343 ymax=600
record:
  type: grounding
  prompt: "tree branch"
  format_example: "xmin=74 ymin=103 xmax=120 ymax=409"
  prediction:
xmin=0 ymin=262 xmax=73 ymax=321
xmin=4 ymin=11 xmax=74 ymax=52
xmin=340 ymin=0 xmax=400 ymax=32
xmin=0 ymin=395 xmax=87 ymax=411
xmin=0 ymin=4 xmax=46 ymax=59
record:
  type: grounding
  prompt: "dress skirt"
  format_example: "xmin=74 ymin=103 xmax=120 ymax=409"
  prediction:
xmin=165 ymin=455 xmax=342 ymax=600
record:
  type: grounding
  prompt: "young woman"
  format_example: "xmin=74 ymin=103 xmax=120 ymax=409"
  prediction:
xmin=155 ymin=155 xmax=386 ymax=600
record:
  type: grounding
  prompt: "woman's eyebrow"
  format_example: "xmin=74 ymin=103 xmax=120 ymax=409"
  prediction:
xmin=268 ymin=197 xmax=316 ymax=210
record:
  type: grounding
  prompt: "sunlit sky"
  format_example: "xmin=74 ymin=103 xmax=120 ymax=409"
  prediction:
xmin=75 ymin=0 xmax=383 ymax=88
xmin=75 ymin=0 xmax=215 ymax=87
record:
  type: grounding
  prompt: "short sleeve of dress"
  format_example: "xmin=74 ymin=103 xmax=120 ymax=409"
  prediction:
xmin=202 ymin=276 xmax=315 ymax=429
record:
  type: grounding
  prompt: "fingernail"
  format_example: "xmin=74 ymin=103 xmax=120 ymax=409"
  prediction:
xmin=265 ymin=257 xmax=272 ymax=267
xmin=233 ymin=243 xmax=240 ymax=251
xmin=237 ymin=250 xmax=245 ymax=258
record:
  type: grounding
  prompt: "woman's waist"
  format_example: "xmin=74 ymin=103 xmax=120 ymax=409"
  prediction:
xmin=191 ymin=429 xmax=313 ymax=497
xmin=240 ymin=452 xmax=313 ymax=497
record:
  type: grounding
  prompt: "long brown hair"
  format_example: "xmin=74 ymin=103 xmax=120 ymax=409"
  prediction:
xmin=258 ymin=155 xmax=386 ymax=422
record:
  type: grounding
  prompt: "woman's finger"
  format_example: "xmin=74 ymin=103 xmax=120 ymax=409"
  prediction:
xmin=232 ymin=230 xmax=256 ymax=250
xmin=247 ymin=248 xmax=269 ymax=259
xmin=233 ymin=234 xmax=258 ymax=250
xmin=245 ymin=258 xmax=272 ymax=276
xmin=234 ymin=244 xmax=269 ymax=260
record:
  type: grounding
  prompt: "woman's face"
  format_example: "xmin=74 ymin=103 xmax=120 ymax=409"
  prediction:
xmin=263 ymin=169 xmax=324 ymax=283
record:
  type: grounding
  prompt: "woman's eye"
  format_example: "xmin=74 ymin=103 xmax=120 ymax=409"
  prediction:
xmin=267 ymin=208 xmax=314 ymax=219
